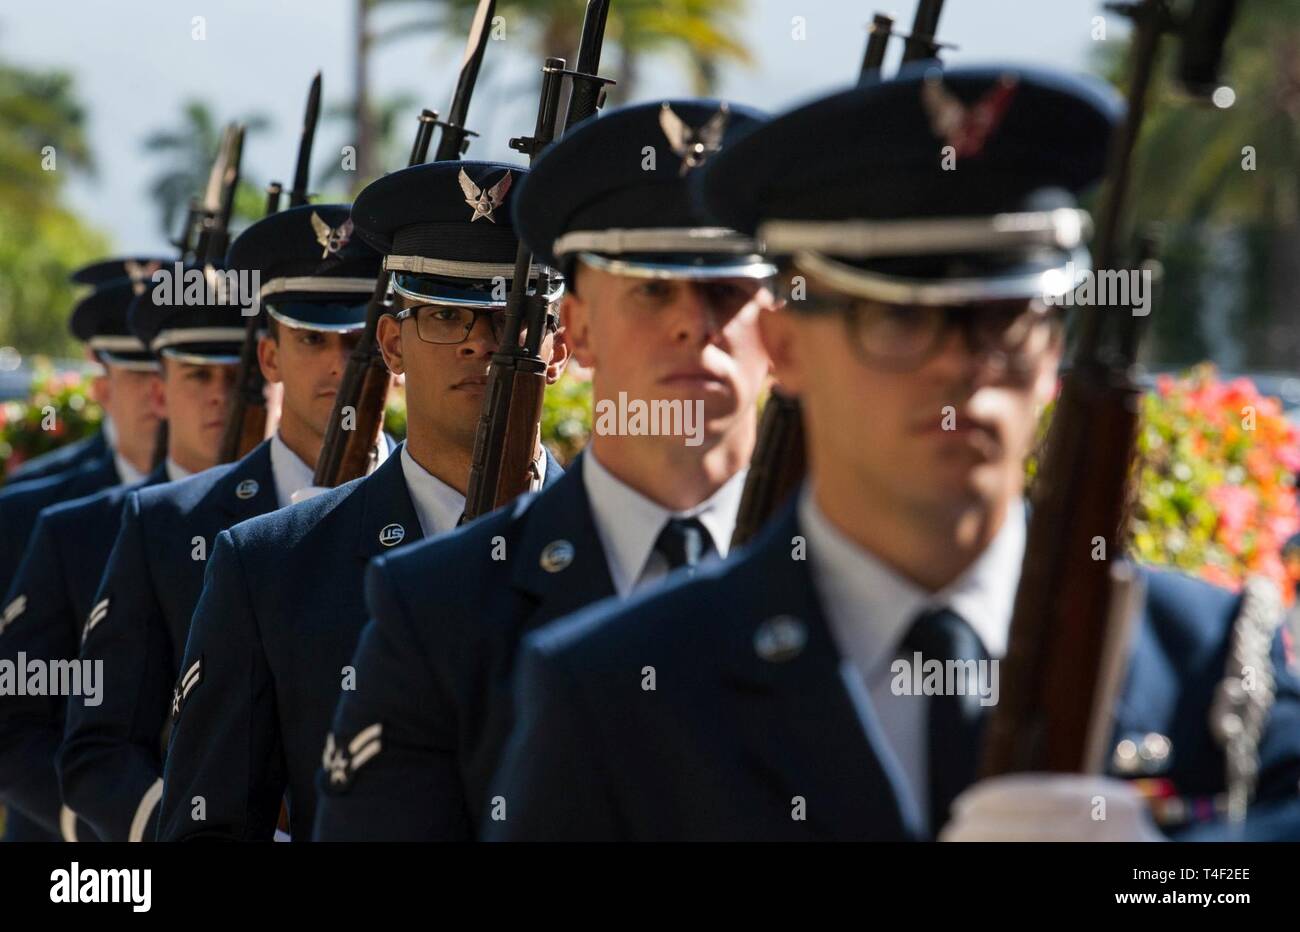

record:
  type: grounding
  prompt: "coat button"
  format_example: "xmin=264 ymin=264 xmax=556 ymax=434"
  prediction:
xmin=378 ymin=523 xmax=406 ymax=547
xmin=539 ymin=540 xmax=574 ymax=573
xmin=754 ymin=615 xmax=807 ymax=663
xmin=235 ymin=479 xmax=260 ymax=500
xmin=1112 ymin=733 xmax=1172 ymax=775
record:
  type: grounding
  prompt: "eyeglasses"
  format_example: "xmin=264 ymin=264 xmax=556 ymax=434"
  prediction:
xmin=394 ymin=303 xmax=558 ymax=346
xmin=798 ymin=294 xmax=1061 ymax=371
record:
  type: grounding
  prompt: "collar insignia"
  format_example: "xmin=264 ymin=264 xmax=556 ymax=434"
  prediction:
xmin=659 ymin=102 xmax=730 ymax=176
xmin=920 ymin=74 xmax=1019 ymax=159
xmin=459 ymin=168 xmax=513 ymax=223
xmin=311 ymin=212 xmax=354 ymax=258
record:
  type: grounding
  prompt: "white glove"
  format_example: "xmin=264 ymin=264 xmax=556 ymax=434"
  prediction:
xmin=939 ymin=773 xmax=1165 ymax=842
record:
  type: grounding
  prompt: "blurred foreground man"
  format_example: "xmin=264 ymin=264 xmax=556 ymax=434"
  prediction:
xmin=485 ymin=68 xmax=1300 ymax=842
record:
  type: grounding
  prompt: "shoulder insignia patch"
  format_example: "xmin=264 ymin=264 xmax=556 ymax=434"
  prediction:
xmin=171 ymin=656 xmax=203 ymax=720
xmin=322 ymin=724 xmax=384 ymax=791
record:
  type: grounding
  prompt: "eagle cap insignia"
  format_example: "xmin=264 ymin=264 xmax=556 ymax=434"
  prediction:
xmin=311 ymin=212 xmax=354 ymax=258
xmin=459 ymin=168 xmax=513 ymax=223
xmin=122 ymin=260 xmax=162 ymax=295
xmin=659 ymin=102 xmax=730 ymax=176
xmin=920 ymin=72 xmax=1019 ymax=160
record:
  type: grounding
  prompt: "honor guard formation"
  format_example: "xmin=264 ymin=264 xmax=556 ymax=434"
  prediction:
xmin=1 ymin=0 xmax=1298 ymax=846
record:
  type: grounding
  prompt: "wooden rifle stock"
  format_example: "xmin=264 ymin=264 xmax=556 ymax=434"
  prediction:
xmin=474 ymin=357 xmax=548 ymax=510
xmin=218 ymin=181 xmax=284 ymax=464
xmin=313 ymin=111 xmax=438 ymax=487
xmin=463 ymin=9 xmax=614 ymax=520
xmin=982 ymin=365 xmax=1141 ymax=775
xmin=980 ymin=0 xmax=1228 ymax=777
xmin=312 ymin=272 xmax=398 ymax=487
xmin=730 ymin=390 xmax=807 ymax=547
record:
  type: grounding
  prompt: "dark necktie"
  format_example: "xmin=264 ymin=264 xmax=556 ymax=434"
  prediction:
xmin=901 ymin=606 xmax=991 ymax=835
xmin=653 ymin=517 xmax=716 ymax=573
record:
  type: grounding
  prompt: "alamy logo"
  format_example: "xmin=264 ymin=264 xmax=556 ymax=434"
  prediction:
xmin=593 ymin=392 xmax=706 ymax=447
xmin=0 ymin=654 xmax=102 ymax=706
xmin=890 ymin=654 xmax=1000 ymax=707
xmin=150 ymin=262 xmax=260 ymax=316
xmin=50 ymin=862 xmax=151 ymax=912
xmin=1045 ymin=260 xmax=1152 ymax=316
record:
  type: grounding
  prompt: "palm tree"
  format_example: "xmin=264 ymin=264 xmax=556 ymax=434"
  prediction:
xmin=141 ymin=100 xmax=270 ymax=239
xmin=0 ymin=62 xmax=94 ymax=212
xmin=0 ymin=54 xmax=107 ymax=357
xmin=316 ymin=92 xmax=419 ymax=197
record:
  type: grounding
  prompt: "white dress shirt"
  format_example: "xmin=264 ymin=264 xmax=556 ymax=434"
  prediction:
xmin=114 ymin=452 xmax=146 ymax=486
xmin=269 ymin=432 xmax=316 ymax=508
xmin=164 ymin=459 xmax=192 ymax=483
xmin=102 ymin=417 xmax=145 ymax=485
xmin=582 ymin=449 xmax=746 ymax=597
xmin=399 ymin=443 xmax=467 ymax=538
xmin=799 ymin=487 xmax=1025 ymax=829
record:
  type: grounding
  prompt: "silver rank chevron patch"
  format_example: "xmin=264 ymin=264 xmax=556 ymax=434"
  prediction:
xmin=311 ymin=212 xmax=354 ymax=258
xmin=322 ymin=724 xmax=383 ymax=790
xmin=459 ymin=168 xmax=513 ymax=223
xmin=0 ymin=594 xmax=26 ymax=635
xmin=171 ymin=657 xmax=203 ymax=720
xmin=659 ymin=102 xmax=730 ymax=176
xmin=81 ymin=597 xmax=110 ymax=644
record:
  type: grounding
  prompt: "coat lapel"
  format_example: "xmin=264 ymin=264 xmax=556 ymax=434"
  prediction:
xmin=211 ymin=439 xmax=277 ymax=523
xmin=352 ymin=451 xmax=424 ymax=564
xmin=539 ymin=447 xmax=564 ymax=491
xmin=507 ymin=454 xmax=616 ymax=628
xmin=716 ymin=502 xmax=924 ymax=840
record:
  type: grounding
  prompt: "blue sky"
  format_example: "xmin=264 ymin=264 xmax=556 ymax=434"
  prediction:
xmin=2 ymin=0 xmax=1121 ymax=252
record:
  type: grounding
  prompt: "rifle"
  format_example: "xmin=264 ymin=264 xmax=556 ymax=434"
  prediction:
xmin=193 ymin=123 xmax=245 ymax=266
xmin=981 ymin=0 xmax=1241 ymax=777
xmin=218 ymin=75 xmax=322 ymax=464
xmin=860 ymin=14 xmax=895 ymax=76
xmin=461 ymin=0 xmax=615 ymax=520
xmin=899 ymin=0 xmax=946 ymax=63
xmin=313 ymin=0 xmax=500 ymax=487
xmin=731 ymin=3 xmax=937 ymax=548
xmin=151 ymin=122 xmax=245 ymax=469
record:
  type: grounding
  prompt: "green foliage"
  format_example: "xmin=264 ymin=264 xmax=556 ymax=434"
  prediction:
xmin=142 ymin=100 xmax=271 ymax=238
xmin=0 ymin=205 xmax=110 ymax=357
xmin=0 ymin=55 xmax=109 ymax=356
xmin=539 ymin=371 xmax=592 ymax=465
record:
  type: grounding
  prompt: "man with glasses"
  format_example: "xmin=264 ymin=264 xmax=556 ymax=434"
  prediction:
xmin=157 ymin=161 xmax=568 ymax=841
xmin=484 ymin=69 xmax=1300 ymax=841
xmin=60 ymin=207 xmax=386 ymax=843
xmin=312 ymin=99 xmax=773 ymax=840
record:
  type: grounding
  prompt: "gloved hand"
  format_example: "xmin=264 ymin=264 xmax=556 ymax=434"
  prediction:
xmin=939 ymin=773 xmax=1165 ymax=842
